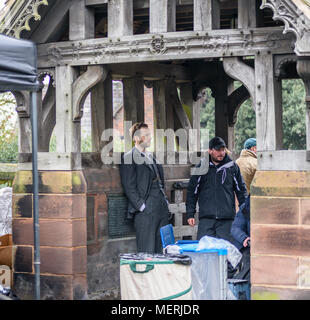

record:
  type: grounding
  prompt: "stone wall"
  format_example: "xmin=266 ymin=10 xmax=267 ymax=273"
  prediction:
xmin=251 ymin=171 xmax=310 ymax=300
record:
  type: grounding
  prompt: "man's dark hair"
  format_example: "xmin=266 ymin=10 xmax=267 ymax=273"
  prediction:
xmin=130 ymin=122 xmax=149 ymax=140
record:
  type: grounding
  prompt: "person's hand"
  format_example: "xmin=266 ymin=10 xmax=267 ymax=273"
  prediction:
xmin=243 ymin=237 xmax=250 ymax=247
xmin=187 ymin=218 xmax=195 ymax=227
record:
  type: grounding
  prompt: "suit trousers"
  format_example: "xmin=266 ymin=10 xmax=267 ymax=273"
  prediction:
xmin=134 ymin=181 xmax=169 ymax=253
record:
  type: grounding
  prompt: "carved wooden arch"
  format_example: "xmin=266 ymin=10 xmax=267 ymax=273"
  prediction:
xmin=223 ymin=57 xmax=255 ymax=110
xmin=274 ymin=54 xmax=298 ymax=79
xmin=260 ymin=0 xmax=310 ymax=40
xmin=227 ymin=85 xmax=251 ymax=126
xmin=72 ymin=65 xmax=108 ymax=121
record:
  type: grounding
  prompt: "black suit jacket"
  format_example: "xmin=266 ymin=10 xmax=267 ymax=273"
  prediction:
xmin=119 ymin=147 xmax=165 ymax=219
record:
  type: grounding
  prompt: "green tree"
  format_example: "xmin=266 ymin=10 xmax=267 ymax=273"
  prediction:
xmin=234 ymin=99 xmax=256 ymax=153
xmin=282 ymin=79 xmax=306 ymax=150
xmin=200 ymin=88 xmax=215 ymax=146
xmin=200 ymin=79 xmax=306 ymax=153
xmin=0 ymin=92 xmax=18 ymax=163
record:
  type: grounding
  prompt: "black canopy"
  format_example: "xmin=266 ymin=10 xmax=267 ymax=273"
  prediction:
xmin=0 ymin=33 xmax=40 ymax=300
xmin=0 ymin=34 xmax=39 ymax=91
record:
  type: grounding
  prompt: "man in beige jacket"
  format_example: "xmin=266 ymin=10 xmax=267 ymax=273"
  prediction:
xmin=236 ymin=138 xmax=257 ymax=194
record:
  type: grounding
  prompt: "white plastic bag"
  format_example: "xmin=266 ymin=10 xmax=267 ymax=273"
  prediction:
xmin=0 ymin=187 xmax=12 ymax=236
xmin=197 ymin=235 xmax=242 ymax=268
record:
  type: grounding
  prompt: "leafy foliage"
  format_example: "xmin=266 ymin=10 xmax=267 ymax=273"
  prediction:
xmin=200 ymin=79 xmax=306 ymax=153
xmin=0 ymin=93 xmax=18 ymax=163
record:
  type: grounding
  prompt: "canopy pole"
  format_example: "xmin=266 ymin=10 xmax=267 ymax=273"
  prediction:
xmin=30 ymin=91 xmax=40 ymax=300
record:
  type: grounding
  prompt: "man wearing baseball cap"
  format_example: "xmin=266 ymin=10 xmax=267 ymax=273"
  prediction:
xmin=186 ymin=136 xmax=247 ymax=243
xmin=236 ymin=138 xmax=257 ymax=194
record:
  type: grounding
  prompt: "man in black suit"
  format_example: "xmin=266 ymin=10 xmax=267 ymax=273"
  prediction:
xmin=119 ymin=122 xmax=169 ymax=253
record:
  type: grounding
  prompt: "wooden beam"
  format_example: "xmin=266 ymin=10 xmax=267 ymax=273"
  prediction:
xmin=69 ymin=0 xmax=95 ymax=40
xmin=194 ymin=0 xmax=220 ymax=31
xmin=150 ymin=0 xmax=176 ymax=33
xmin=179 ymin=83 xmax=201 ymax=151
xmin=55 ymin=65 xmax=80 ymax=153
xmin=86 ymin=0 xmax=194 ymax=8
xmin=18 ymin=153 xmax=82 ymax=171
xmin=257 ymin=150 xmax=310 ymax=171
xmin=255 ymin=52 xmax=283 ymax=151
xmin=212 ymin=79 xmax=229 ymax=145
xmin=108 ymin=62 xmax=192 ymax=82
xmin=12 ymin=91 xmax=32 ymax=154
xmin=238 ymin=0 xmax=259 ymax=29
xmin=108 ymin=0 xmax=133 ymax=37
xmin=153 ymin=80 xmax=168 ymax=131
xmin=37 ymin=28 xmax=294 ymax=68
xmin=227 ymin=84 xmax=250 ymax=126
xmin=91 ymin=73 xmax=113 ymax=152
xmin=42 ymin=81 xmax=56 ymax=152
xmin=223 ymin=57 xmax=255 ymax=110
xmin=72 ymin=65 xmax=107 ymax=121
xmin=86 ymin=0 xmax=108 ymax=5
xmin=123 ymin=75 xmax=145 ymax=124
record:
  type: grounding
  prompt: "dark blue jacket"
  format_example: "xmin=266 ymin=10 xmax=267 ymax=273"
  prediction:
xmin=186 ymin=154 xmax=247 ymax=220
xmin=231 ymin=196 xmax=251 ymax=251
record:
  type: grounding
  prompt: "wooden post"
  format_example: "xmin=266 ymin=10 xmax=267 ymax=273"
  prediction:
xmin=153 ymin=79 xmax=174 ymax=156
xmin=91 ymin=73 xmax=113 ymax=152
xmin=150 ymin=0 xmax=176 ymax=33
xmin=255 ymin=52 xmax=283 ymax=151
xmin=212 ymin=79 xmax=229 ymax=145
xmin=55 ymin=65 xmax=80 ymax=153
xmin=108 ymin=0 xmax=133 ymax=37
xmin=179 ymin=83 xmax=201 ymax=151
xmin=123 ymin=75 xmax=145 ymax=124
xmin=13 ymin=91 xmax=32 ymax=154
xmin=69 ymin=0 xmax=95 ymax=40
xmin=153 ymin=80 xmax=168 ymax=131
xmin=193 ymin=0 xmax=220 ymax=31
xmin=41 ymin=80 xmax=56 ymax=152
xmin=237 ymin=0 xmax=259 ymax=29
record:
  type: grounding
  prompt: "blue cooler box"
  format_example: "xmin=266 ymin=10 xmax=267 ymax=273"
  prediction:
xmin=161 ymin=224 xmax=228 ymax=300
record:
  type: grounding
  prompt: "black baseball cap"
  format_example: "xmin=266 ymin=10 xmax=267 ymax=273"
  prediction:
xmin=209 ymin=137 xmax=226 ymax=150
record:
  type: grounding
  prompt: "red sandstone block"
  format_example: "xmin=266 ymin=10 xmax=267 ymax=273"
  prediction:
xmin=40 ymin=247 xmax=87 ymax=275
xmin=251 ymin=285 xmax=310 ymax=300
xmin=251 ymin=197 xmax=299 ymax=225
xmin=14 ymin=246 xmax=33 ymax=273
xmin=12 ymin=194 xmax=32 ymax=218
xmin=83 ymin=168 xmax=122 ymax=193
xmin=13 ymin=219 xmax=87 ymax=247
xmin=13 ymin=273 xmax=87 ymax=300
xmin=300 ymin=199 xmax=310 ymax=225
xmin=251 ymin=255 xmax=298 ymax=286
xmin=39 ymin=195 xmax=86 ymax=219
xmin=72 ymin=219 xmax=87 ymax=246
xmin=13 ymin=171 xmax=87 ymax=194
xmin=251 ymin=224 xmax=310 ymax=257
xmin=97 ymin=193 xmax=108 ymax=212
